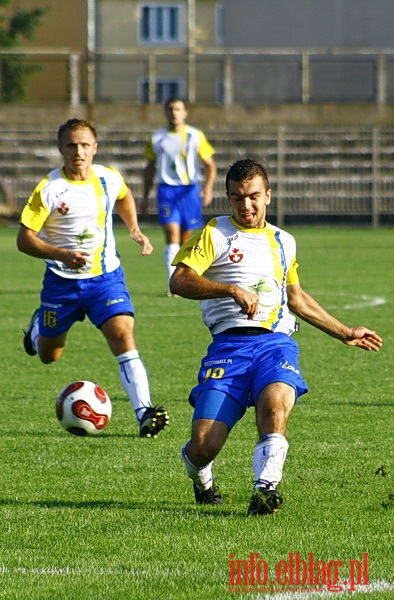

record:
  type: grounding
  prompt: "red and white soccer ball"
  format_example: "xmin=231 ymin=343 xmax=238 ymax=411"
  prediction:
xmin=56 ymin=380 xmax=112 ymax=436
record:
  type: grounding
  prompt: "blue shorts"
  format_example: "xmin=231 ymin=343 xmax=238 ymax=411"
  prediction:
xmin=189 ymin=332 xmax=308 ymax=429
xmin=157 ymin=183 xmax=204 ymax=230
xmin=39 ymin=266 xmax=134 ymax=338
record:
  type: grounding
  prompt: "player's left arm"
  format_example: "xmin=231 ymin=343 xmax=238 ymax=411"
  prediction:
xmin=200 ymin=155 xmax=217 ymax=207
xmin=197 ymin=131 xmax=216 ymax=207
xmin=287 ymin=283 xmax=383 ymax=351
xmin=115 ymin=187 xmax=153 ymax=256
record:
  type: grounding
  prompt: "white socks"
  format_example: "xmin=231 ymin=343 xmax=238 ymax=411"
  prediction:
xmin=116 ymin=350 xmax=151 ymax=423
xmin=164 ymin=243 xmax=180 ymax=284
xmin=181 ymin=444 xmax=213 ymax=491
xmin=252 ymin=433 xmax=289 ymax=490
xmin=181 ymin=434 xmax=289 ymax=493
xmin=30 ymin=315 xmax=40 ymax=353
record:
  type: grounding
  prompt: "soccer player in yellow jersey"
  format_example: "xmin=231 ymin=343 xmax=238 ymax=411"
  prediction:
xmin=170 ymin=159 xmax=382 ymax=514
xmin=17 ymin=119 xmax=169 ymax=438
xmin=141 ymin=98 xmax=216 ymax=294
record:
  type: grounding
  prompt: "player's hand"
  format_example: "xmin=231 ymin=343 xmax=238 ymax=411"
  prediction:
xmin=130 ymin=230 xmax=153 ymax=256
xmin=232 ymin=287 xmax=260 ymax=320
xmin=342 ymin=326 xmax=383 ymax=351
xmin=63 ymin=250 xmax=91 ymax=269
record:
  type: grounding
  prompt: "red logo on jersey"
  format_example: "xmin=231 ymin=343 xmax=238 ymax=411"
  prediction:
xmin=229 ymin=248 xmax=243 ymax=263
xmin=57 ymin=201 xmax=69 ymax=215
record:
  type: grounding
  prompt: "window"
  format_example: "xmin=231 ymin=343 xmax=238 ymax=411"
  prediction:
xmin=139 ymin=4 xmax=183 ymax=45
xmin=140 ymin=79 xmax=183 ymax=103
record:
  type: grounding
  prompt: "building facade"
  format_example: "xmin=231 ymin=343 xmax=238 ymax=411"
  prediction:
xmin=2 ymin=0 xmax=393 ymax=105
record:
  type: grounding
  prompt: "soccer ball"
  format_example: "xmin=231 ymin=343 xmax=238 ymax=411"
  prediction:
xmin=56 ymin=380 xmax=112 ymax=436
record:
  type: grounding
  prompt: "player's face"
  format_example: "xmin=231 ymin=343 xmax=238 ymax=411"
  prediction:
xmin=227 ymin=175 xmax=271 ymax=229
xmin=58 ymin=128 xmax=97 ymax=180
xmin=165 ymin=101 xmax=188 ymax=129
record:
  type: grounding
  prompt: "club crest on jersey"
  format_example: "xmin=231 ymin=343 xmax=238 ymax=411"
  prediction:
xmin=229 ymin=247 xmax=243 ymax=263
xmin=57 ymin=201 xmax=69 ymax=215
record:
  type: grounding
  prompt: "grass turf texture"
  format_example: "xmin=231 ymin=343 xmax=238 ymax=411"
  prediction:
xmin=0 ymin=225 xmax=392 ymax=599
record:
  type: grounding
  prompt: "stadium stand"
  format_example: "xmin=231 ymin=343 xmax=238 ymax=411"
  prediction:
xmin=1 ymin=126 xmax=393 ymax=226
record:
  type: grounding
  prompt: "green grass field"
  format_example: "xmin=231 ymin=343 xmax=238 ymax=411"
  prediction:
xmin=0 ymin=225 xmax=392 ymax=599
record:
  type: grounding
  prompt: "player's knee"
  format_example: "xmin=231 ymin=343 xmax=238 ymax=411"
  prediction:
xmin=39 ymin=349 xmax=63 ymax=364
xmin=257 ymin=404 xmax=291 ymax=436
xmin=191 ymin=435 xmax=222 ymax=463
xmin=39 ymin=355 xmax=56 ymax=364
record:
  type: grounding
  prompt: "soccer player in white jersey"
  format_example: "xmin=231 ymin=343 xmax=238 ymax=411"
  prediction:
xmin=170 ymin=159 xmax=382 ymax=514
xmin=17 ymin=118 xmax=169 ymax=438
xmin=141 ymin=98 xmax=216 ymax=294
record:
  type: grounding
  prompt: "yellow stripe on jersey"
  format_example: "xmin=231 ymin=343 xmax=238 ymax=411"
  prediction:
xmin=89 ymin=176 xmax=109 ymax=275
xmin=178 ymin=129 xmax=189 ymax=184
xmin=265 ymin=226 xmax=289 ymax=326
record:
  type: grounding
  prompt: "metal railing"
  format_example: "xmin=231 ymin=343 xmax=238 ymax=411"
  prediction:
xmin=1 ymin=126 xmax=393 ymax=227
xmin=0 ymin=46 xmax=393 ymax=106
xmin=205 ymin=127 xmax=394 ymax=227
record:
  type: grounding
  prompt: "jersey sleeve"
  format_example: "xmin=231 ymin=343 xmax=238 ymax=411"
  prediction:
xmin=114 ymin=170 xmax=129 ymax=199
xmin=144 ymin=138 xmax=156 ymax=161
xmin=172 ymin=219 xmax=217 ymax=275
xmin=286 ymin=257 xmax=300 ymax=286
xmin=100 ymin=166 xmax=129 ymax=198
xmin=19 ymin=178 xmax=50 ymax=232
xmin=197 ymin=130 xmax=215 ymax=161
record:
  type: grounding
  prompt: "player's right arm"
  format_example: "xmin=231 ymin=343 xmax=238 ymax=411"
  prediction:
xmin=17 ymin=182 xmax=90 ymax=269
xmin=141 ymin=138 xmax=157 ymax=216
xmin=170 ymin=221 xmax=260 ymax=318
xmin=17 ymin=225 xmax=90 ymax=270
xmin=170 ymin=263 xmax=260 ymax=320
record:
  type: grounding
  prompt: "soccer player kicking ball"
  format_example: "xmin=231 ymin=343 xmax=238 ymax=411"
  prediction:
xmin=18 ymin=119 xmax=169 ymax=438
xmin=170 ymin=159 xmax=382 ymax=515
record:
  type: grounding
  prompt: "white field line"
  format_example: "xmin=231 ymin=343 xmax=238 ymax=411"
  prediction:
xmin=142 ymin=294 xmax=387 ymax=315
xmin=289 ymin=293 xmax=387 ymax=311
xmin=255 ymin=579 xmax=394 ymax=599
xmin=0 ymin=567 xmax=392 ymax=597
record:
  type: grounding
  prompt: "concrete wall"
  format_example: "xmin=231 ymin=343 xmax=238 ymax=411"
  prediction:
xmin=222 ymin=0 xmax=394 ymax=103
xmin=1 ymin=102 xmax=393 ymax=129
xmin=223 ymin=0 xmax=394 ymax=47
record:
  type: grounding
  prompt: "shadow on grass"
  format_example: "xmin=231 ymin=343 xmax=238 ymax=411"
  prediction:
xmin=8 ymin=430 xmax=140 ymax=439
xmin=0 ymin=497 xmax=241 ymax=517
xmin=327 ymin=401 xmax=393 ymax=407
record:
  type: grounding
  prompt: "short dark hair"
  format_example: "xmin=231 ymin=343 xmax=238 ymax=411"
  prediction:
xmin=57 ymin=119 xmax=97 ymax=144
xmin=164 ymin=97 xmax=188 ymax=110
xmin=225 ymin=159 xmax=270 ymax=192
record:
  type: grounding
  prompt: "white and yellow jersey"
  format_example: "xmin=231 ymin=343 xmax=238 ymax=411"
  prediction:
xmin=145 ymin=125 xmax=215 ymax=185
xmin=173 ymin=216 xmax=299 ymax=335
xmin=20 ymin=165 xmax=128 ymax=279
